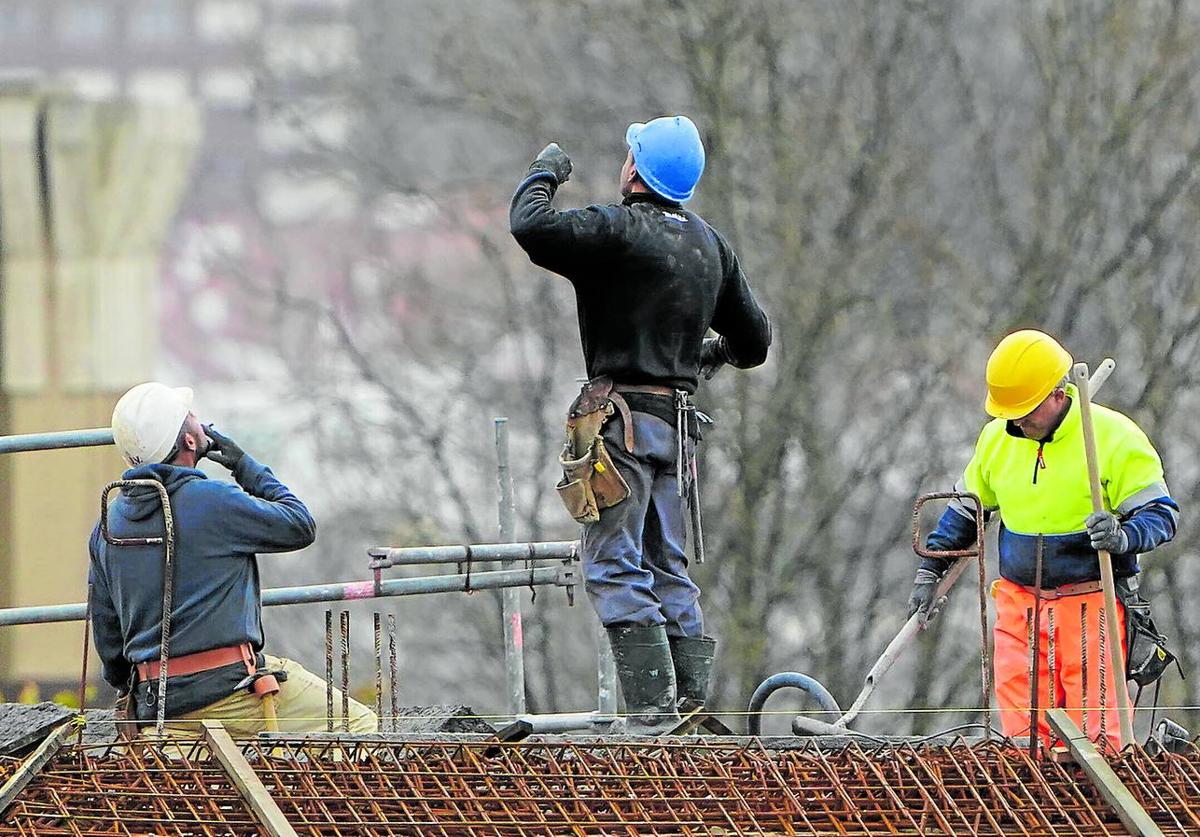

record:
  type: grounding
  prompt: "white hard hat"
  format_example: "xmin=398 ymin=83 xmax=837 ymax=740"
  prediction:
xmin=111 ymin=382 xmax=194 ymax=467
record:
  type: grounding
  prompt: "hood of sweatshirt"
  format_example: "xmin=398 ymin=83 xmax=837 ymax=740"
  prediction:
xmin=118 ymin=463 xmax=207 ymax=522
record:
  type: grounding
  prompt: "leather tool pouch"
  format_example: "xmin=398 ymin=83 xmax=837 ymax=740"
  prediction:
xmin=556 ymin=376 xmax=632 ymax=524
xmin=1118 ymin=582 xmax=1182 ymax=688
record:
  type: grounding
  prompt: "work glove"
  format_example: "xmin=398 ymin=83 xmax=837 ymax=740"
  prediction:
xmin=699 ymin=336 xmax=735 ymax=380
xmin=1085 ymin=510 xmax=1129 ymax=554
xmin=906 ymin=568 xmax=945 ymax=621
xmin=203 ymin=425 xmax=246 ymax=471
xmin=528 ymin=142 xmax=572 ymax=185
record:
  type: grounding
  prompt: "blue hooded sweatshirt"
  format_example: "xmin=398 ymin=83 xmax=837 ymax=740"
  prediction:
xmin=88 ymin=454 xmax=315 ymax=714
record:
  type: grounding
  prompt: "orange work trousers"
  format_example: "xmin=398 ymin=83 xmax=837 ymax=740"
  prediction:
xmin=993 ymin=578 xmax=1132 ymax=751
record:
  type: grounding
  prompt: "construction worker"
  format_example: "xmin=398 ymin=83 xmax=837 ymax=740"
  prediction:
xmin=89 ymin=382 xmax=377 ymax=735
xmin=909 ymin=330 xmax=1179 ymax=750
xmin=510 ymin=116 xmax=771 ymax=732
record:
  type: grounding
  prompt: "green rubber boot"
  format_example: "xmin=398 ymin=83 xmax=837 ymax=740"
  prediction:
xmin=606 ymin=625 xmax=680 ymax=735
xmin=669 ymin=635 xmax=716 ymax=704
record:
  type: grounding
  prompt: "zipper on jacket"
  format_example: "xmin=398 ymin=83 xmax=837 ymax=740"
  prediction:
xmin=1032 ymin=442 xmax=1046 ymax=484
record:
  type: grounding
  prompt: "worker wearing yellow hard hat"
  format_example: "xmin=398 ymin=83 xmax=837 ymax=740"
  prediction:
xmin=908 ymin=330 xmax=1179 ymax=750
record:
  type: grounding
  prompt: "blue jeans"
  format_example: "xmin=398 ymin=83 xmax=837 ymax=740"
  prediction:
xmin=580 ymin=411 xmax=703 ymax=636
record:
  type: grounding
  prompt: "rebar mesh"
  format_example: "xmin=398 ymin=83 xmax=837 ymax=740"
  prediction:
xmin=2 ymin=736 xmax=1200 ymax=835
xmin=0 ymin=739 xmax=265 ymax=836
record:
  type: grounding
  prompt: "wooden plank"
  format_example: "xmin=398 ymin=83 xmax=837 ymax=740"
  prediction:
xmin=1047 ymin=709 xmax=1164 ymax=837
xmin=0 ymin=720 xmax=72 ymax=815
xmin=201 ymin=720 xmax=298 ymax=837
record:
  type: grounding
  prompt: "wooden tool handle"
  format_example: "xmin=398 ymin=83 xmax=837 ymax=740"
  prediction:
xmin=1073 ymin=362 xmax=1134 ymax=747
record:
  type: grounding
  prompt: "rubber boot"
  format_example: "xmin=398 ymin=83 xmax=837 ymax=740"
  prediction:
xmin=606 ymin=625 xmax=680 ymax=735
xmin=669 ymin=635 xmax=716 ymax=704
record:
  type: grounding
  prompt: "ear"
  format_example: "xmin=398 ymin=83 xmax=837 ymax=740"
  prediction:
xmin=182 ymin=430 xmax=198 ymax=453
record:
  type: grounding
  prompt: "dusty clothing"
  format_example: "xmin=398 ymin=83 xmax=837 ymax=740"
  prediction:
xmin=164 ymin=655 xmax=377 ymax=736
xmin=88 ymin=456 xmax=316 ymax=717
xmin=510 ymin=177 xmax=771 ymax=394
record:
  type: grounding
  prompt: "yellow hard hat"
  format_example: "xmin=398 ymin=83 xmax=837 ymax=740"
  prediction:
xmin=984 ymin=330 xmax=1072 ymax=419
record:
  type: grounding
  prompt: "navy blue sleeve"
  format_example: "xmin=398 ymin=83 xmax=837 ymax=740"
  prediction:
xmin=88 ymin=526 xmax=131 ymax=690
xmin=1121 ymin=497 xmax=1179 ymax=555
xmin=920 ymin=508 xmax=979 ymax=575
xmin=509 ymin=175 xmax=625 ymax=278
xmin=209 ymin=455 xmax=316 ymax=554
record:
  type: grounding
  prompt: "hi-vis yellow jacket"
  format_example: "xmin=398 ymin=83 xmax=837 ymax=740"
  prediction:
xmin=923 ymin=385 xmax=1178 ymax=588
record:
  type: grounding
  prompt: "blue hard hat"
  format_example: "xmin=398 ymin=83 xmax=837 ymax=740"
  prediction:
xmin=625 ymin=115 xmax=706 ymax=203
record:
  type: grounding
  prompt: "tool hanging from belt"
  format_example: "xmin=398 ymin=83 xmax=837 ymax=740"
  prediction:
xmin=134 ymin=642 xmax=286 ymax=732
xmin=556 ymin=376 xmax=633 ymax=524
xmin=675 ymin=390 xmax=711 ymax=564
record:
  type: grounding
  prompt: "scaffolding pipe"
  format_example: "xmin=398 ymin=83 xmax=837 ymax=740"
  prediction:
xmin=0 ymin=565 xmax=576 ymax=627
xmin=368 ymin=540 xmax=578 ymax=568
xmin=495 ymin=418 xmax=527 ymax=716
xmin=514 ymin=711 xmax=618 ymax=734
xmin=0 ymin=428 xmax=113 ymax=455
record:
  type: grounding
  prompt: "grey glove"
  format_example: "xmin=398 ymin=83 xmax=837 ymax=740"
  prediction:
xmin=907 ymin=568 xmax=945 ymax=620
xmin=699 ymin=336 xmax=735 ymax=380
xmin=203 ymin=424 xmax=245 ymax=471
xmin=529 ymin=142 xmax=572 ymax=185
xmin=1085 ymin=510 xmax=1129 ymax=554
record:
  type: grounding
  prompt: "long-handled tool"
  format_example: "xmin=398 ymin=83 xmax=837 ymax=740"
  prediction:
xmin=751 ymin=359 xmax=1115 ymax=737
xmin=1073 ymin=361 xmax=1134 ymax=747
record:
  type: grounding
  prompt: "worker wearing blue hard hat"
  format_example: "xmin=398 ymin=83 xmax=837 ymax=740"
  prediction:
xmin=510 ymin=116 xmax=771 ymax=734
xmin=624 ymin=116 xmax=706 ymax=203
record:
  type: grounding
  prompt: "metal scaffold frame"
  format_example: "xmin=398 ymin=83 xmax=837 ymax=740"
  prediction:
xmin=0 ymin=417 xmax=618 ymax=736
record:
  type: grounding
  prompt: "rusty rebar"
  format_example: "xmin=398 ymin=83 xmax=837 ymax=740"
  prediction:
xmin=340 ymin=610 xmax=350 ymax=732
xmin=77 ymin=584 xmax=93 ymax=750
xmin=1047 ymin=605 xmax=1057 ymax=731
xmin=1030 ymin=534 xmax=1044 ymax=760
xmin=1081 ymin=600 xmax=1089 ymax=738
xmin=325 ymin=609 xmax=334 ymax=733
xmin=4 ymin=737 xmax=1196 ymax=836
xmin=388 ymin=612 xmax=399 ymax=734
xmin=1099 ymin=604 xmax=1108 ymax=749
xmin=374 ymin=612 xmax=383 ymax=733
xmin=1027 ymin=606 xmax=1036 ymax=753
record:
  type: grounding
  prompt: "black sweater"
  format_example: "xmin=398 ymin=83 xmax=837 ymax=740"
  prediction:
xmin=510 ymin=173 xmax=771 ymax=393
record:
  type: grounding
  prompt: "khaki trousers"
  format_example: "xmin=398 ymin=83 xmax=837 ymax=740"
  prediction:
xmin=163 ymin=654 xmax=378 ymax=736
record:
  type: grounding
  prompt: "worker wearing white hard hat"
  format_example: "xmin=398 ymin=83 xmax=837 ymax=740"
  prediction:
xmin=91 ymin=382 xmax=377 ymax=736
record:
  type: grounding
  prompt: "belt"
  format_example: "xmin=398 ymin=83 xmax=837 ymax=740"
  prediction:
xmin=1021 ymin=579 xmax=1104 ymax=600
xmin=615 ymin=383 xmax=675 ymax=397
xmin=136 ymin=642 xmax=256 ymax=682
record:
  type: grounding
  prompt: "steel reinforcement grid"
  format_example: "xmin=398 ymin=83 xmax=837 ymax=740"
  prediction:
xmin=2 ymin=736 xmax=1200 ymax=835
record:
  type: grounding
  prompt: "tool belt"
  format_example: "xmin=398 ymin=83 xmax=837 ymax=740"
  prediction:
xmin=126 ymin=642 xmax=283 ymax=729
xmin=1019 ymin=579 xmax=1103 ymax=600
xmin=556 ymin=376 xmax=633 ymax=524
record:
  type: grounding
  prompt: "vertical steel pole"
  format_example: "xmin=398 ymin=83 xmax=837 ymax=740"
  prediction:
xmin=325 ymin=610 xmax=334 ymax=732
xmin=1081 ymin=601 xmax=1090 ymax=739
xmin=388 ymin=613 xmax=399 ymax=733
xmin=340 ymin=610 xmax=350 ymax=732
xmin=77 ymin=585 xmax=93 ymax=748
xmin=598 ymin=620 xmax=617 ymax=716
xmin=374 ymin=612 xmax=383 ymax=733
xmin=1099 ymin=605 xmax=1109 ymax=749
xmin=495 ymin=417 xmax=526 ymax=717
xmin=1030 ymin=535 xmax=1044 ymax=760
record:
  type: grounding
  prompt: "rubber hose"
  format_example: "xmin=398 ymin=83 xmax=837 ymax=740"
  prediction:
xmin=746 ymin=672 xmax=842 ymax=736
